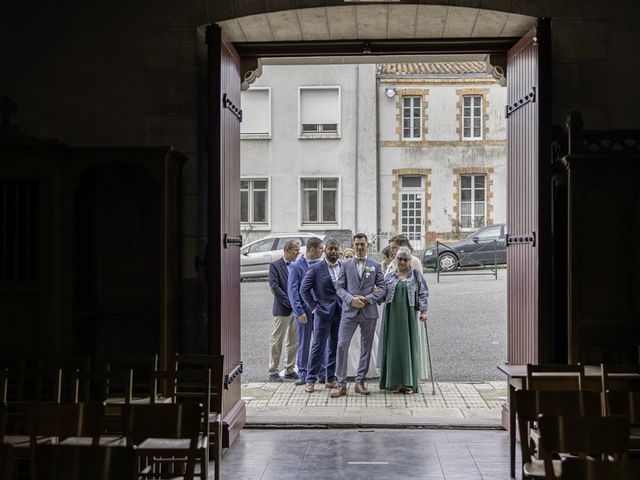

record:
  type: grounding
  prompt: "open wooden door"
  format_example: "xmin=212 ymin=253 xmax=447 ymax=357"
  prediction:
xmin=506 ymin=19 xmax=552 ymax=365
xmin=207 ymin=24 xmax=245 ymax=447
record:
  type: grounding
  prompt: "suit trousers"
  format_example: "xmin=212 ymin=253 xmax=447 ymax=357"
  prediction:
xmin=336 ymin=311 xmax=377 ymax=386
xmin=268 ymin=314 xmax=297 ymax=375
xmin=306 ymin=314 xmax=340 ymax=384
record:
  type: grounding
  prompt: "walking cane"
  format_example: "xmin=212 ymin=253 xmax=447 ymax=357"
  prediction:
xmin=423 ymin=320 xmax=436 ymax=395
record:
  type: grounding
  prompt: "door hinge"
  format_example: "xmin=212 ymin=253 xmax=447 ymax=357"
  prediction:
xmin=224 ymin=361 xmax=243 ymax=389
xmin=222 ymin=93 xmax=242 ymax=122
xmin=506 ymin=86 xmax=536 ymax=118
xmin=223 ymin=234 xmax=243 ymax=248
xmin=506 ymin=232 xmax=536 ymax=247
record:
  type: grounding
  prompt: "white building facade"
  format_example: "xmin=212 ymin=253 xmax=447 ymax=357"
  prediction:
xmin=240 ymin=64 xmax=378 ymax=244
xmin=240 ymin=62 xmax=506 ymax=251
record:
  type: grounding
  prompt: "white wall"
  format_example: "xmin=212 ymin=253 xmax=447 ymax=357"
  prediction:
xmin=240 ymin=64 xmax=378 ymax=241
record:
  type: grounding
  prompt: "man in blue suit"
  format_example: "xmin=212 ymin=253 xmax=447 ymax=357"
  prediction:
xmin=267 ymin=239 xmax=301 ymax=382
xmin=287 ymin=236 xmax=324 ymax=386
xmin=299 ymin=238 xmax=342 ymax=393
xmin=331 ymin=233 xmax=386 ymax=397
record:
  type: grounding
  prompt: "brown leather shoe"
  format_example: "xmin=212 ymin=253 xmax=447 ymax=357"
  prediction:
xmin=305 ymin=383 xmax=315 ymax=393
xmin=354 ymin=383 xmax=370 ymax=395
xmin=325 ymin=381 xmax=337 ymax=389
xmin=329 ymin=385 xmax=347 ymax=398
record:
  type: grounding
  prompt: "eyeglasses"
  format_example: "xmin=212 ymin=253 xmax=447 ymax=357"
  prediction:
xmin=397 ymin=257 xmax=410 ymax=262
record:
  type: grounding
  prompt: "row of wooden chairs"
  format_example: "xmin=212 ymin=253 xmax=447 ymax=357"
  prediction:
xmin=1 ymin=403 xmax=207 ymax=480
xmin=1 ymin=353 xmax=224 ymax=480
xmin=517 ymin=363 xmax=640 ymax=479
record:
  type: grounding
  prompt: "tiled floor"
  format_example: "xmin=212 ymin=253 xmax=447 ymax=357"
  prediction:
xmin=243 ymin=381 xmax=507 ymax=426
xmin=220 ymin=428 xmax=522 ymax=480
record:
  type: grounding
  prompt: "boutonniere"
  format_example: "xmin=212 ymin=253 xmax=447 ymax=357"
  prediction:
xmin=364 ymin=265 xmax=374 ymax=279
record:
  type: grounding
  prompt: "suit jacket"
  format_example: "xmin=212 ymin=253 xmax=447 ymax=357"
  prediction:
xmin=300 ymin=260 xmax=341 ymax=321
xmin=336 ymin=257 xmax=386 ymax=319
xmin=269 ymin=257 xmax=292 ymax=317
xmin=287 ymin=256 xmax=313 ymax=319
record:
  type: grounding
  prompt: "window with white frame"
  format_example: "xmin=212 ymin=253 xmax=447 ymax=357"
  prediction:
xmin=240 ymin=88 xmax=271 ymax=138
xmin=462 ymin=95 xmax=483 ymax=140
xmin=299 ymin=87 xmax=340 ymax=137
xmin=240 ymin=179 xmax=269 ymax=225
xmin=402 ymin=96 xmax=422 ymax=140
xmin=460 ymin=174 xmax=486 ymax=230
xmin=399 ymin=176 xmax=424 ymax=250
xmin=301 ymin=178 xmax=338 ymax=224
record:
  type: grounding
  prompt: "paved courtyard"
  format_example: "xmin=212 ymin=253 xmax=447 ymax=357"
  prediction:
xmin=242 ymin=380 xmax=507 ymax=426
xmin=242 ymin=270 xmax=507 ymax=383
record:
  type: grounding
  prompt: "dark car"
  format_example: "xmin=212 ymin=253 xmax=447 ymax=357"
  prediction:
xmin=422 ymin=224 xmax=507 ymax=271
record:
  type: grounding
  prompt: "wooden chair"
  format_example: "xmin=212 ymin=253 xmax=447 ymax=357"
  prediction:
xmin=105 ymin=354 xmax=158 ymax=403
xmin=515 ymin=389 xmax=602 ymax=478
xmin=174 ymin=353 xmax=224 ymax=478
xmin=0 ymin=444 xmax=13 ymax=480
xmin=526 ymin=363 xmax=585 ymax=391
xmin=606 ymin=388 xmax=640 ymax=449
xmin=36 ymin=356 xmax=91 ymax=403
xmin=72 ymin=369 xmax=134 ymax=404
xmin=538 ymin=414 xmax=630 ymax=479
xmin=122 ymin=403 xmax=204 ymax=480
xmin=151 ymin=370 xmax=211 ymax=480
xmin=33 ymin=444 xmax=137 ymax=480
xmin=0 ymin=368 xmax=62 ymax=404
xmin=24 ymin=403 xmax=114 ymax=448
xmin=561 ymin=456 xmax=640 ymax=480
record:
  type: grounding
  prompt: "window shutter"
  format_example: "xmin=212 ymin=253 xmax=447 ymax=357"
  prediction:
xmin=241 ymin=89 xmax=270 ymax=135
xmin=300 ymin=88 xmax=339 ymax=125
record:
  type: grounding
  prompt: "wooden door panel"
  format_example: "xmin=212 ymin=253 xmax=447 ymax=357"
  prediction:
xmin=506 ymin=19 xmax=552 ymax=365
xmin=207 ymin=24 xmax=244 ymax=447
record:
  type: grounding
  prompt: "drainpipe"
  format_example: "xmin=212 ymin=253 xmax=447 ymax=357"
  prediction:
xmin=375 ymin=74 xmax=381 ymax=245
xmin=354 ymin=65 xmax=359 ymax=233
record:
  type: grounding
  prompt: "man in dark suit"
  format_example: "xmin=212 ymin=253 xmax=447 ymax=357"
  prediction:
xmin=299 ymin=238 xmax=342 ymax=393
xmin=287 ymin=236 xmax=324 ymax=386
xmin=267 ymin=239 xmax=301 ymax=382
xmin=331 ymin=233 xmax=386 ymax=397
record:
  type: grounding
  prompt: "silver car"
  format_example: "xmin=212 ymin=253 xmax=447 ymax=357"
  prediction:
xmin=240 ymin=233 xmax=324 ymax=279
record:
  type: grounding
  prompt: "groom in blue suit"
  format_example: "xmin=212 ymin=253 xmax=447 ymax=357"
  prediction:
xmin=331 ymin=233 xmax=386 ymax=397
xmin=299 ymin=238 xmax=342 ymax=393
xmin=287 ymin=236 xmax=325 ymax=385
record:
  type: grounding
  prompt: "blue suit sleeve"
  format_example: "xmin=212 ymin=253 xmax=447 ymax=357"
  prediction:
xmin=417 ymin=270 xmax=429 ymax=312
xmin=269 ymin=262 xmax=291 ymax=309
xmin=335 ymin=265 xmax=353 ymax=305
xmin=299 ymin=267 xmax=316 ymax=314
xmin=287 ymin=263 xmax=305 ymax=318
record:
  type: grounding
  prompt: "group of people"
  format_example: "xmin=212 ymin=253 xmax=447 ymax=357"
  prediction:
xmin=268 ymin=233 xmax=429 ymax=395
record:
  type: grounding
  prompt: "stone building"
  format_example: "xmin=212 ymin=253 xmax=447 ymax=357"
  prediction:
xmin=377 ymin=62 xmax=506 ymax=250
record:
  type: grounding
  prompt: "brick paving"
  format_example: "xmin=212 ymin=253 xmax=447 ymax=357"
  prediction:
xmin=242 ymin=381 xmax=507 ymax=427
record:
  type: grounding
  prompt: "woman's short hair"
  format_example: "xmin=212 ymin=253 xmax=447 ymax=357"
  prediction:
xmin=395 ymin=246 xmax=412 ymax=260
xmin=382 ymin=245 xmax=392 ymax=259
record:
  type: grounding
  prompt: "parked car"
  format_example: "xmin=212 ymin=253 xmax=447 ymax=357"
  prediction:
xmin=422 ymin=223 xmax=507 ymax=271
xmin=240 ymin=233 xmax=325 ymax=279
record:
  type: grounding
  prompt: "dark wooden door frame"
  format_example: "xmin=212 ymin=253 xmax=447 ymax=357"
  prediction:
xmin=203 ymin=25 xmax=554 ymax=446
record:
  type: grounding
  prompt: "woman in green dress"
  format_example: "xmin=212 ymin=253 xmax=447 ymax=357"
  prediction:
xmin=379 ymin=246 xmax=429 ymax=393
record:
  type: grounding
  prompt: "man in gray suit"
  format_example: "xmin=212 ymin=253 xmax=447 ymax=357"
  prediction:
xmin=331 ymin=233 xmax=386 ymax=397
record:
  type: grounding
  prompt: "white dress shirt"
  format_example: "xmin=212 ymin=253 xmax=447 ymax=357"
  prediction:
xmin=326 ymin=258 xmax=342 ymax=284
